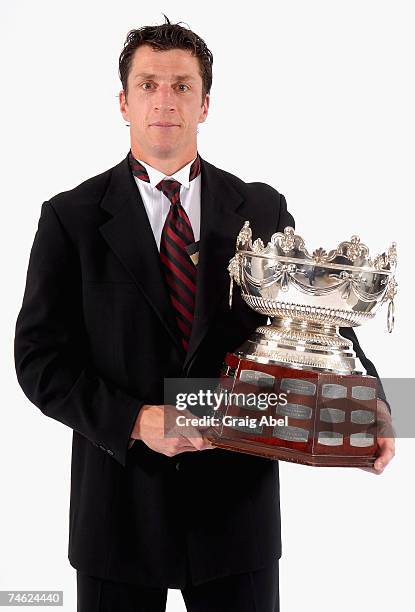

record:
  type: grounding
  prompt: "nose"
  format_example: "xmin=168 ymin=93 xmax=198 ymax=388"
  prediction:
xmin=153 ymin=83 xmax=176 ymax=112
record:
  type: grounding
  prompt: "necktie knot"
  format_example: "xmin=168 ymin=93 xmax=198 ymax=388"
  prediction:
xmin=155 ymin=179 xmax=182 ymax=207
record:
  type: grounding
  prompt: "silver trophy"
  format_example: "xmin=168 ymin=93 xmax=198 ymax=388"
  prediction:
xmin=207 ymin=224 xmax=397 ymax=467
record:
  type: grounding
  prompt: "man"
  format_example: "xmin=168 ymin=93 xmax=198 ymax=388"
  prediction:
xmin=14 ymin=16 xmax=394 ymax=612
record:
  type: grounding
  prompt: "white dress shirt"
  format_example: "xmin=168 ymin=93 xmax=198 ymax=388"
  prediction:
xmin=132 ymin=156 xmax=201 ymax=250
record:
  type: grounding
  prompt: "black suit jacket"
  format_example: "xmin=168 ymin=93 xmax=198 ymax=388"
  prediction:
xmin=14 ymin=152 xmax=386 ymax=587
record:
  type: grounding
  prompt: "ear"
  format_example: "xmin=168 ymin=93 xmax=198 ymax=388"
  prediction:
xmin=198 ymin=93 xmax=210 ymax=124
xmin=119 ymin=90 xmax=130 ymax=122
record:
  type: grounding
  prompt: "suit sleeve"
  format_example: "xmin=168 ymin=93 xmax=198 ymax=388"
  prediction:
xmin=338 ymin=327 xmax=390 ymax=413
xmin=276 ymin=193 xmax=390 ymax=414
xmin=14 ymin=201 xmax=144 ymax=467
xmin=277 ymin=193 xmax=295 ymax=231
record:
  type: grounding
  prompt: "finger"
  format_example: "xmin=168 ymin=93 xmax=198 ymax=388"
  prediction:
xmin=359 ymin=466 xmax=383 ymax=475
xmin=359 ymin=440 xmax=395 ymax=474
xmin=171 ymin=428 xmax=216 ymax=452
xmin=374 ymin=438 xmax=395 ymax=471
xmin=359 ymin=462 xmax=388 ymax=475
xmin=175 ymin=445 xmax=200 ymax=454
xmin=196 ymin=433 xmax=217 ymax=450
xmin=180 ymin=426 xmax=209 ymax=450
xmin=166 ymin=435 xmax=198 ymax=452
xmin=201 ymin=436 xmax=216 ymax=449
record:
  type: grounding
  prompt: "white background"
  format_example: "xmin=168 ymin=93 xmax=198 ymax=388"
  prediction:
xmin=1 ymin=1 xmax=414 ymax=610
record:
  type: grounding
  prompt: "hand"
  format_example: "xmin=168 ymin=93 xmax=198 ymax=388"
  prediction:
xmin=130 ymin=404 xmax=216 ymax=457
xmin=359 ymin=399 xmax=395 ymax=475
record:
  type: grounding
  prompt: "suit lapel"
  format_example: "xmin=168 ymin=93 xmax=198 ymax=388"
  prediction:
xmin=99 ymin=154 xmax=185 ymax=357
xmin=183 ymin=158 xmax=246 ymax=371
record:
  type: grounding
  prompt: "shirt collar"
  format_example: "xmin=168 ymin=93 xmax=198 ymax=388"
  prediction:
xmin=136 ymin=156 xmax=197 ymax=189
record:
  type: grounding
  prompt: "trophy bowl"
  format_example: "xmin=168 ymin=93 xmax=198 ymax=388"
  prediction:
xmin=206 ymin=224 xmax=397 ymax=467
xmin=228 ymin=223 xmax=397 ymax=375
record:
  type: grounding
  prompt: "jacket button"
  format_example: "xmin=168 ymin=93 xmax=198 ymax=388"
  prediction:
xmin=175 ymin=461 xmax=180 ymax=471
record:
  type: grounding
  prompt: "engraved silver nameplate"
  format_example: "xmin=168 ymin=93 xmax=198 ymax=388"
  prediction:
xmin=277 ymin=403 xmax=313 ymax=420
xmin=273 ymin=425 xmax=309 ymax=442
xmin=281 ymin=379 xmax=316 ymax=396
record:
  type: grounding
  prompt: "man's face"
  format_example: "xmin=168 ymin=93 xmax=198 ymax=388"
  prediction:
xmin=119 ymin=44 xmax=209 ymax=160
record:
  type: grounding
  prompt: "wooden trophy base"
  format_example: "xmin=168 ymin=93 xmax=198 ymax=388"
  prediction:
xmin=206 ymin=353 xmax=379 ymax=468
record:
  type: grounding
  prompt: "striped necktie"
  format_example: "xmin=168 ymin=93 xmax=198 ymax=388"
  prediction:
xmin=128 ymin=151 xmax=201 ymax=352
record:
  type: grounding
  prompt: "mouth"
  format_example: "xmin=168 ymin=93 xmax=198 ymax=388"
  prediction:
xmin=149 ymin=122 xmax=180 ymax=128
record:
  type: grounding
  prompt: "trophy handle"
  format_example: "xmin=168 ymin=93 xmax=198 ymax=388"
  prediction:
xmin=228 ymin=253 xmax=241 ymax=309
xmin=384 ymin=274 xmax=398 ymax=333
xmin=229 ymin=276 xmax=234 ymax=309
xmin=387 ymin=299 xmax=395 ymax=333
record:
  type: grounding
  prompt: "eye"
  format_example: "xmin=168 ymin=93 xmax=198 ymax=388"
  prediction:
xmin=177 ymin=83 xmax=190 ymax=92
xmin=141 ymin=82 xmax=153 ymax=90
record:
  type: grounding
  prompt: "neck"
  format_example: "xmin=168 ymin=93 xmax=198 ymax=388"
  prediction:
xmin=131 ymin=146 xmax=197 ymax=176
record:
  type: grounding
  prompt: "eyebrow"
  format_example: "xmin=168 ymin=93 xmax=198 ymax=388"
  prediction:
xmin=133 ymin=73 xmax=196 ymax=81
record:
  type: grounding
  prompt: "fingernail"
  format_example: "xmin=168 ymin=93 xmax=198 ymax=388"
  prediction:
xmin=376 ymin=462 xmax=384 ymax=470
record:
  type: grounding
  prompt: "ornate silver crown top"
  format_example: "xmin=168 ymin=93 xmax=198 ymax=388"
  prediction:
xmin=236 ymin=222 xmax=397 ymax=272
xmin=229 ymin=221 xmax=398 ymax=333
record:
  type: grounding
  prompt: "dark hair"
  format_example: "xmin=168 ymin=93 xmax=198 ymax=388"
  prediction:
xmin=118 ymin=15 xmax=213 ymax=104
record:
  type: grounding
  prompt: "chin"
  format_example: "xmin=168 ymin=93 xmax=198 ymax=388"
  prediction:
xmin=150 ymin=143 xmax=178 ymax=158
